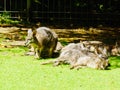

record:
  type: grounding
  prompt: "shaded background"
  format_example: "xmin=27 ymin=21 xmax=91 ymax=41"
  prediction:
xmin=0 ymin=0 xmax=120 ymax=27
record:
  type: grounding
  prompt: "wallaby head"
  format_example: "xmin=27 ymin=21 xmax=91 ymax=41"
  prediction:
xmin=25 ymin=29 xmax=36 ymax=46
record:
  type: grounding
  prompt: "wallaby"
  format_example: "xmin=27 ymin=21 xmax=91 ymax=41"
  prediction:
xmin=25 ymin=27 xmax=58 ymax=59
xmin=41 ymin=42 xmax=109 ymax=70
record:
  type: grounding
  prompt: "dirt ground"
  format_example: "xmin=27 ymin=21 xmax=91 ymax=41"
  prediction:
xmin=0 ymin=26 xmax=120 ymax=47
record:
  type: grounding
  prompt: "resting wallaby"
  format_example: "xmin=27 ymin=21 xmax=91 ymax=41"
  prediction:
xmin=41 ymin=42 xmax=109 ymax=70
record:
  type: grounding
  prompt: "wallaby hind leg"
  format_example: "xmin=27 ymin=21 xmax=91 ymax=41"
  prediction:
xmin=53 ymin=61 xmax=61 ymax=66
xmin=70 ymin=64 xmax=84 ymax=70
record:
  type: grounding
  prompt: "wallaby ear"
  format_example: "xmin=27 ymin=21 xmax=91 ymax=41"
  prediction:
xmin=28 ymin=28 xmax=37 ymax=37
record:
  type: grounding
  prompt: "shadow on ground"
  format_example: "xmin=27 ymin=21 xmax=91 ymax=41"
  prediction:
xmin=0 ymin=26 xmax=120 ymax=46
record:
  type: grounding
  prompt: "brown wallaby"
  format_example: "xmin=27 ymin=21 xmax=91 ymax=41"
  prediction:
xmin=25 ymin=27 xmax=58 ymax=59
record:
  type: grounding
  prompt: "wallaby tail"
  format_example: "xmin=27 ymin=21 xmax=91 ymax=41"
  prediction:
xmin=41 ymin=60 xmax=57 ymax=65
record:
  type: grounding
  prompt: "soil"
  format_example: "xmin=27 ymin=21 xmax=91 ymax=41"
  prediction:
xmin=0 ymin=26 xmax=120 ymax=47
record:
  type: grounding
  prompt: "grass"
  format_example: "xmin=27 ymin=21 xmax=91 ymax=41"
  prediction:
xmin=0 ymin=47 xmax=120 ymax=90
xmin=0 ymin=12 xmax=20 ymax=24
